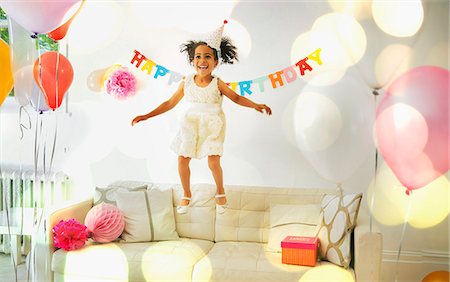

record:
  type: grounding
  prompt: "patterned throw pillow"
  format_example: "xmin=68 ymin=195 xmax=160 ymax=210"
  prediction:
xmin=94 ymin=184 xmax=148 ymax=206
xmin=316 ymin=193 xmax=362 ymax=268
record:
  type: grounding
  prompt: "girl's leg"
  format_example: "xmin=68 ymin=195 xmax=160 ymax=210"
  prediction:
xmin=208 ymin=155 xmax=227 ymax=205
xmin=178 ymin=156 xmax=192 ymax=206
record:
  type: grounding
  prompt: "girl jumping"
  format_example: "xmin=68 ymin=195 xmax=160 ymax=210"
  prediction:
xmin=132 ymin=21 xmax=272 ymax=214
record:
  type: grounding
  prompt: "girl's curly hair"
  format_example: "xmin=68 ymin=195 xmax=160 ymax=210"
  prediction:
xmin=180 ymin=37 xmax=238 ymax=65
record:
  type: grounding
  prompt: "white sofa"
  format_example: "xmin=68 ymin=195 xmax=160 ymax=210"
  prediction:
xmin=39 ymin=182 xmax=382 ymax=282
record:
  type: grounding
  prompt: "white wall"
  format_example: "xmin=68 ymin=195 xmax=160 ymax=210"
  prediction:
xmin=0 ymin=1 xmax=448 ymax=281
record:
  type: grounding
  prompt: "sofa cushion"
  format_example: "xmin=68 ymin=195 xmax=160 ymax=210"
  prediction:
xmin=215 ymin=185 xmax=337 ymax=243
xmin=173 ymin=183 xmax=216 ymax=241
xmin=192 ymin=241 xmax=355 ymax=281
xmin=317 ymin=193 xmax=363 ymax=268
xmin=52 ymin=238 xmax=214 ymax=281
xmin=93 ymin=184 xmax=147 ymax=206
xmin=116 ymin=186 xmax=179 ymax=242
xmin=267 ymin=203 xmax=321 ymax=252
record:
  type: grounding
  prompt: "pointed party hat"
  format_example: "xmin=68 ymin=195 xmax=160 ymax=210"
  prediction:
xmin=204 ymin=20 xmax=228 ymax=51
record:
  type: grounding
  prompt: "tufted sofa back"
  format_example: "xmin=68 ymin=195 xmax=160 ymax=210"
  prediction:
xmin=213 ymin=185 xmax=337 ymax=243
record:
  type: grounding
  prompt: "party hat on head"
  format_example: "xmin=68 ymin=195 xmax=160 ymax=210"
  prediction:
xmin=204 ymin=20 xmax=228 ymax=51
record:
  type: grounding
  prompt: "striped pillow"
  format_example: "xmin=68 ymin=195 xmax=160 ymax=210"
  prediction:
xmin=115 ymin=186 xmax=179 ymax=242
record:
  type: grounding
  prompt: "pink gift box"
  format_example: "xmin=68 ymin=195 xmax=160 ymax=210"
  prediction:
xmin=281 ymin=236 xmax=319 ymax=266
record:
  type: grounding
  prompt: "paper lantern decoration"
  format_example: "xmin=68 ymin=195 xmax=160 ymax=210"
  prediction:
xmin=52 ymin=218 xmax=89 ymax=251
xmin=84 ymin=203 xmax=125 ymax=243
xmin=104 ymin=66 xmax=137 ymax=99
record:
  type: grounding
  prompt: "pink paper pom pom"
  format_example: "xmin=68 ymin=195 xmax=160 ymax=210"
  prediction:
xmin=105 ymin=66 xmax=137 ymax=99
xmin=84 ymin=203 xmax=125 ymax=243
xmin=52 ymin=219 xmax=89 ymax=251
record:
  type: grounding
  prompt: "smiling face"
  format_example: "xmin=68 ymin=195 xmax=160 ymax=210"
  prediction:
xmin=193 ymin=44 xmax=218 ymax=76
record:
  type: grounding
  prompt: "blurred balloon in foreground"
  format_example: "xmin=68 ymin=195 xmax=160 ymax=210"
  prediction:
xmin=367 ymin=163 xmax=449 ymax=228
xmin=295 ymin=72 xmax=373 ymax=185
xmin=0 ymin=38 xmax=14 ymax=107
xmin=0 ymin=0 xmax=81 ymax=34
xmin=300 ymin=264 xmax=354 ymax=282
xmin=376 ymin=66 xmax=449 ymax=194
xmin=422 ymin=271 xmax=450 ymax=282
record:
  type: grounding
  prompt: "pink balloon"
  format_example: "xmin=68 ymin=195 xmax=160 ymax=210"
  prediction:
xmin=84 ymin=203 xmax=125 ymax=243
xmin=0 ymin=0 xmax=81 ymax=34
xmin=376 ymin=66 xmax=449 ymax=194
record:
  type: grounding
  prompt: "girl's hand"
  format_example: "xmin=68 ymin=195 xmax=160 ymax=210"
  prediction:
xmin=131 ymin=115 xmax=146 ymax=126
xmin=255 ymin=103 xmax=272 ymax=115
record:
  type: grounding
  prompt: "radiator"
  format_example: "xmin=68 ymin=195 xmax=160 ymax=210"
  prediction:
xmin=0 ymin=169 xmax=70 ymax=256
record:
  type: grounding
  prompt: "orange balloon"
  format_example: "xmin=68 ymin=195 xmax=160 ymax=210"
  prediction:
xmin=48 ymin=0 xmax=86 ymax=41
xmin=422 ymin=271 xmax=450 ymax=282
xmin=33 ymin=52 xmax=74 ymax=110
xmin=0 ymin=39 xmax=14 ymax=107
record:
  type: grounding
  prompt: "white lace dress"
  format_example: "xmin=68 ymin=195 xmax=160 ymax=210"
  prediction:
xmin=171 ymin=74 xmax=226 ymax=159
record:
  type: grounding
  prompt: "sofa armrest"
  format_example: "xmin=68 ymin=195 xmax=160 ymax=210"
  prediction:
xmin=353 ymin=211 xmax=383 ymax=282
xmin=46 ymin=197 xmax=94 ymax=250
xmin=34 ymin=198 xmax=93 ymax=282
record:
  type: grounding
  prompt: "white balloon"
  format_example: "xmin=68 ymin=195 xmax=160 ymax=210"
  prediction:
xmin=294 ymin=73 xmax=374 ymax=184
xmin=8 ymin=18 xmax=36 ymax=106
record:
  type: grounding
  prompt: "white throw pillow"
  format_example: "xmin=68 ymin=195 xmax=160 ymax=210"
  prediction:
xmin=267 ymin=204 xmax=321 ymax=252
xmin=317 ymin=193 xmax=362 ymax=268
xmin=115 ymin=187 xmax=179 ymax=242
xmin=94 ymin=184 xmax=147 ymax=206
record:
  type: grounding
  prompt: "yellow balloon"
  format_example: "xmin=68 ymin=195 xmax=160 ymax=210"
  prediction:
xmin=422 ymin=270 xmax=449 ymax=282
xmin=0 ymin=38 xmax=14 ymax=107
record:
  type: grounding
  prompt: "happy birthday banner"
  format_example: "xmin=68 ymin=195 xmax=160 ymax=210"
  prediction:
xmin=130 ymin=48 xmax=322 ymax=96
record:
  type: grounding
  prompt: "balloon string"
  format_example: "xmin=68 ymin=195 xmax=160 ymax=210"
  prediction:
xmin=48 ymin=113 xmax=58 ymax=173
xmin=19 ymin=106 xmax=32 ymax=140
xmin=29 ymin=112 xmax=42 ymax=282
xmin=370 ymin=91 xmax=379 ymax=233
xmin=36 ymin=36 xmax=45 ymax=111
xmin=0 ymin=107 xmax=19 ymax=279
xmin=394 ymin=194 xmax=413 ymax=282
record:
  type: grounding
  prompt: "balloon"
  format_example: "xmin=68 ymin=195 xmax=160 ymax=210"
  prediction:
xmin=0 ymin=0 xmax=81 ymax=35
xmin=376 ymin=66 xmax=449 ymax=194
xmin=8 ymin=18 xmax=37 ymax=107
xmin=422 ymin=271 xmax=449 ymax=282
xmin=30 ymin=87 xmax=50 ymax=114
xmin=47 ymin=0 xmax=86 ymax=41
xmin=33 ymin=52 xmax=74 ymax=110
xmin=12 ymin=65 xmax=34 ymax=107
xmin=0 ymin=38 xmax=13 ymax=107
xmin=86 ymin=67 xmax=110 ymax=92
xmin=335 ymin=1 xmax=425 ymax=89
xmin=294 ymin=72 xmax=374 ymax=184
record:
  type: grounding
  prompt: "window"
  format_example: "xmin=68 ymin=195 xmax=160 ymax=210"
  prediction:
xmin=0 ymin=7 xmax=59 ymax=98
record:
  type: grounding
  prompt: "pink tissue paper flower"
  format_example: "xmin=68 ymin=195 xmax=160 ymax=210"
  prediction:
xmin=52 ymin=219 xmax=89 ymax=251
xmin=105 ymin=67 xmax=137 ymax=99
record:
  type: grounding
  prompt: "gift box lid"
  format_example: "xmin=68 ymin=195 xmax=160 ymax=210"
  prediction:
xmin=281 ymin=236 xmax=318 ymax=249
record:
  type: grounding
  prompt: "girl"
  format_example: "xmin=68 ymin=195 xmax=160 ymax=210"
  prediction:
xmin=132 ymin=29 xmax=272 ymax=214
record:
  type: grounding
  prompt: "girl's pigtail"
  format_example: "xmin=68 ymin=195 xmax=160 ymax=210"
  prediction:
xmin=219 ymin=37 xmax=238 ymax=64
xmin=180 ymin=40 xmax=197 ymax=64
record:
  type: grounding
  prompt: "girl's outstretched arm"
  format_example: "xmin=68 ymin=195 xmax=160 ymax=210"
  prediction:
xmin=132 ymin=81 xmax=185 ymax=126
xmin=218 ymin=79 xmax=272 ymax=115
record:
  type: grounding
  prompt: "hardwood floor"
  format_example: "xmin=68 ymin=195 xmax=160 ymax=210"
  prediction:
xmin=0 ymin=253 xmax=28 ymax=282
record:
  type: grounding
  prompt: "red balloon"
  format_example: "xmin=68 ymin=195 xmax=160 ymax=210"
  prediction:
xmin=376 ymin=66 xmax=449 ymax=194
xmin=48 ymin=0 xmax=86 ymax=41
xmin=33 ymin=52 xmax=74 ymax=110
